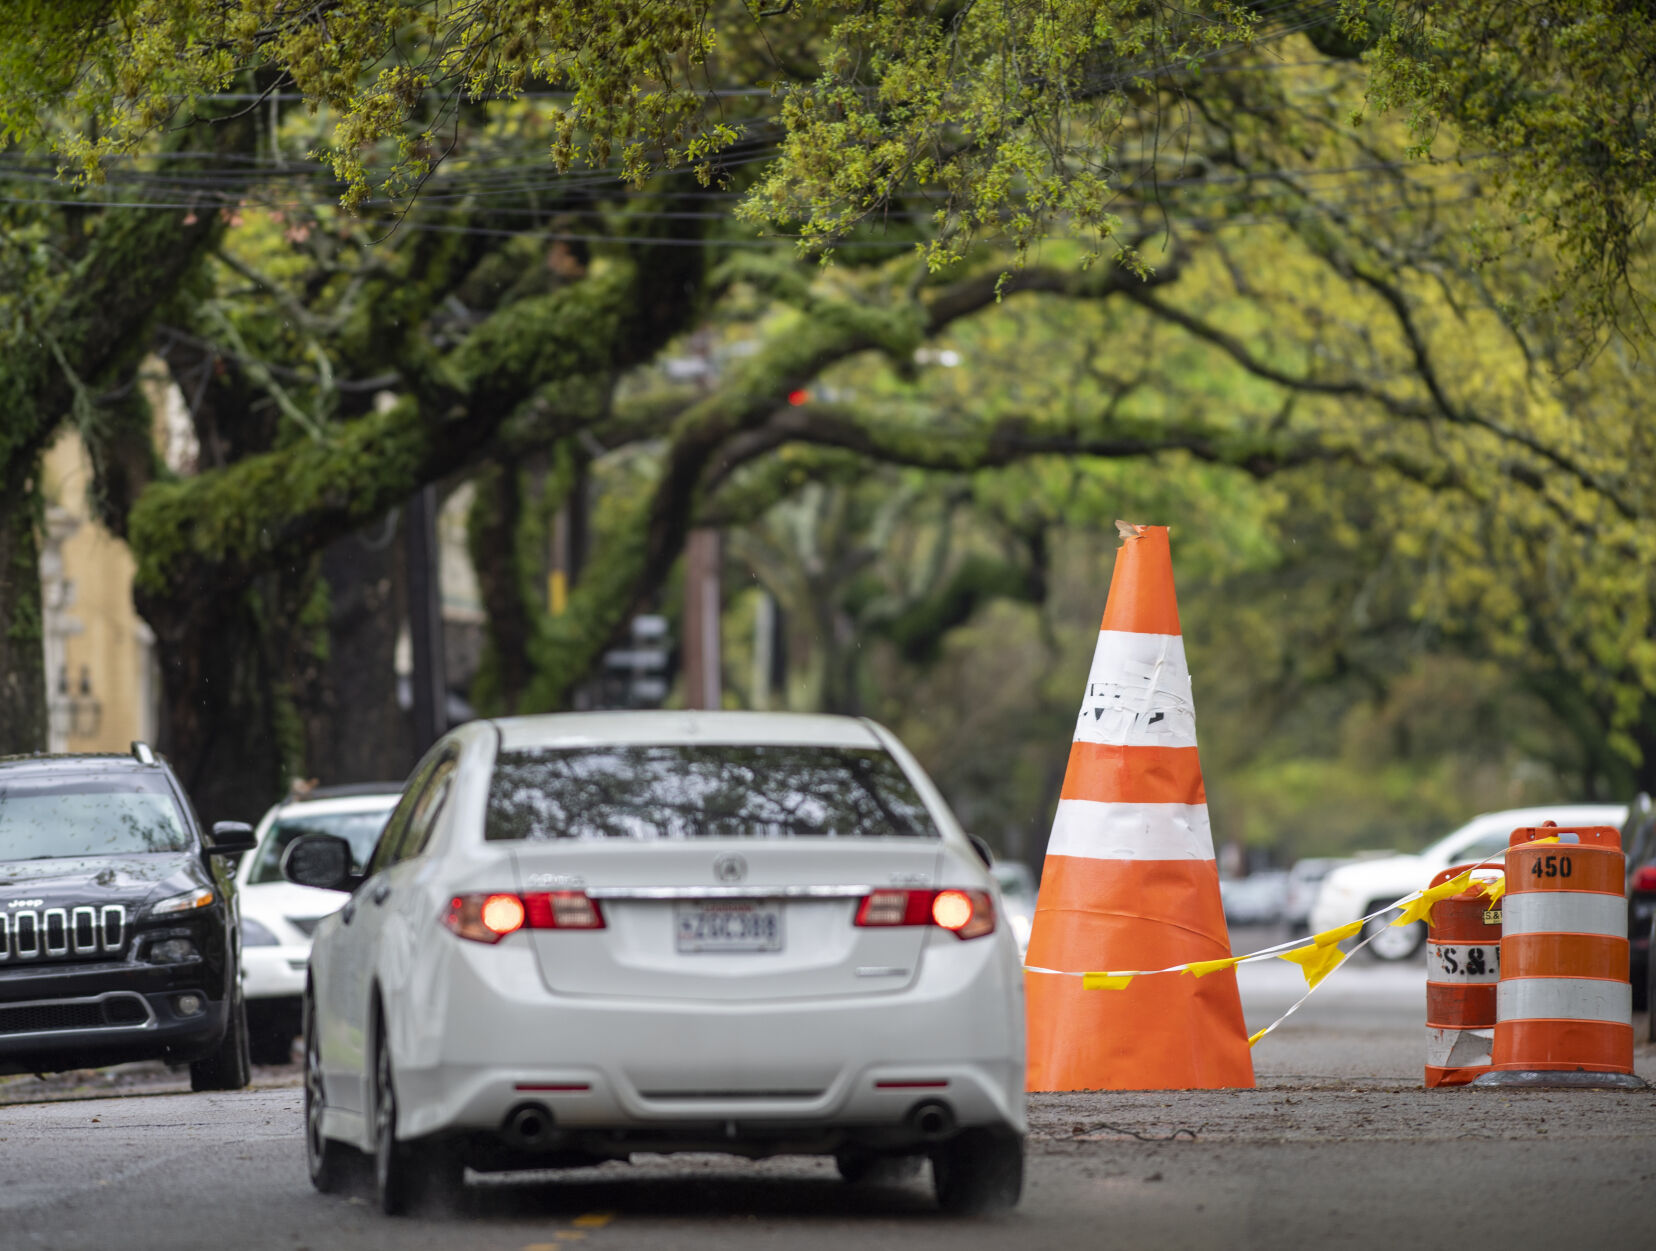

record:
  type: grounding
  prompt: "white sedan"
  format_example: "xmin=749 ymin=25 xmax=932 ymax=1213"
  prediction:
xmin=283 ymin=712 xmax=1027 ymax=1216
xmin=1308 ymin=803 xmax=1626 ymax=959
xmin=236 ymin=787 xmax=400 ymax=1063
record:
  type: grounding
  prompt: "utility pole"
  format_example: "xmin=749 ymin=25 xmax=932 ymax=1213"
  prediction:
xmin=680 ymin=328 xmax=723 ymax=711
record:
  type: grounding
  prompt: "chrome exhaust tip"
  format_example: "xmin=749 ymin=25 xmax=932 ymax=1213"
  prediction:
xmin=908 ymin=1099 xmax=956 ymax=1141
xmin=502 ymin=1102 xmax=555 ymax=1148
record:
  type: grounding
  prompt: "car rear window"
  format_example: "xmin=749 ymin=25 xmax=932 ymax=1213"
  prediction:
xmin=0 ymin=773 xmax=191 ymax=858
xmin=246 ymin=806 xmax=397 ymax=884
xmin=486 ymin=745 xmax=937 ymax=841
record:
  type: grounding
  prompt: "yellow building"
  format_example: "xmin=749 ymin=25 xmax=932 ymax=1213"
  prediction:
xmin=39 ymin=430 xmax=160 ymax=756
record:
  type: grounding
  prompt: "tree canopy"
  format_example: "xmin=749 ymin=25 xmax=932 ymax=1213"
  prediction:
xmin=1 ymin=2 xmax=1653 ymax=854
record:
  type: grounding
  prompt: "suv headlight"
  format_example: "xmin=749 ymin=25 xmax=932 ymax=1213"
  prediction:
xmin=241 ymin=916 xmax=280 ymax=946
xmin=150 ymin=888 xmax=215 ymax=917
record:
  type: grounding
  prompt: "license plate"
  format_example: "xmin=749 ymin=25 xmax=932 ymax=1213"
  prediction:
xmin=674 ymin=900 xmax=784 ymax=953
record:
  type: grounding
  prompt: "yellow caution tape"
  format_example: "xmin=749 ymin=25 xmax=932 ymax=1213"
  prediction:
xmin=1248 ymin=1026 xmax=1269 ymax=1047
xmin=1278 ymin=941 xmax=1345 ymax=989
xmin=1186 ymin=957 xmax=1243 ymax=978
xmin=1390 ymin=869 xmax=1474 ymax=929
xmin=1027 ymin=872 xmax=1496 ymax=986
xmin=1314 ymin=920 xmax=1363 ymax=946
xmin=1082 ymin=972 xmax=1134 ymax=990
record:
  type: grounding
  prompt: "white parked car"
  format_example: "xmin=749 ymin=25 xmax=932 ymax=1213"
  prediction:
xmin=1282 ymin=857 xmax=1352 ymax=934
xmin=1220 ymin=870 xmax=1290 ymax=927
xmin=285 ymin=712 xmax=1027 ymax=1216
xmin=237 ymin=786 xmax=400 ymax=1063
xmin=990 ymin=860 xmax=1037 ymax=957
xmin=1308 ymin=804 xmax=1627 ymax=959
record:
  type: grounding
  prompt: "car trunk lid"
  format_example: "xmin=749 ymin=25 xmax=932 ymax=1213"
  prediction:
xmin=509 ymin=841 xmax=940 ymax=1001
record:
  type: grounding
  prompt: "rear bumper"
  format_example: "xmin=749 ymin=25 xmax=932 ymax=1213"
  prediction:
xmin=379 ymin=934 xmax=1026 ymax=1144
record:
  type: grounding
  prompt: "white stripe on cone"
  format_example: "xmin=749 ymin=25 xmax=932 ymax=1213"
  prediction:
xmin=1496 ymin=977 xmax=1632 ymax=1024
xmin=1502 ymin=892 xmax=1626 ymax=938
xmin=1074 ymin=631 xmax=1198 ymax=749
xmin=1047 ymin=798 xmax=1216 ymax=862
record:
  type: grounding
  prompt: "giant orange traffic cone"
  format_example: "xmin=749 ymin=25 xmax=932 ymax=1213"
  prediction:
xmin=1025 ymin=523 xmax=1255 ymax=1090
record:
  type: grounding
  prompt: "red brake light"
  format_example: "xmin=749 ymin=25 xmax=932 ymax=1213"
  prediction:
xmin=444 ymin=891 xmax=605 ymax=942
xmin=855 ymin=889 xmax=934 ymax=927
xmin=523 ymin=890 xmax=606 ymax=930
xmin=855 ymin=889 xmax=994 ymax=939
xmin=1632 ymin=865 xmax=1656 ymax=893
xmin=481 ymin=894 xmax=525 ymax=935
xmin=932 ymin=890 xmax=974 ymax=930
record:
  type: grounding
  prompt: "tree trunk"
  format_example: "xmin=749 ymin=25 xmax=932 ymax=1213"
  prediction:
xmin=0 ymin=459 xmax=46 ymax=755
xmin=468 ymin=460 xmax=536 ymax=714
xmin=151 ymin=564 xmax=327 ymax=827
xmin=315 ymin=512 xmax=415 ymax=785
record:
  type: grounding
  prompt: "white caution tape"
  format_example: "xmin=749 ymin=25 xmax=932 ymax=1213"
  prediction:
xmin=1023 ymin=857 xmax=1515 ymax=1048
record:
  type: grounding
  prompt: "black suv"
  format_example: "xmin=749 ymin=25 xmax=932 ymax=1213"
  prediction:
xmin=0 ymin=744 xmax=256 ymax=1089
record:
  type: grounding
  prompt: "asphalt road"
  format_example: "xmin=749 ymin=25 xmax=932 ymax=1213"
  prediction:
xmin=3 ymin=936 xmax=1653 ymax=1251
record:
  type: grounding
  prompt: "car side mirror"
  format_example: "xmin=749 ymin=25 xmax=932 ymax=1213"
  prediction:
xmin=967 ymin=834 xmax=995 ymax=869
xmin=281 ymin=833 xmax=358 ymax=892
xmin=207 ymin=821 xmax=259 ymax=856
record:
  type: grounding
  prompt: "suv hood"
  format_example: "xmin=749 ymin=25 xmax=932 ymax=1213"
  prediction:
xmin=0 ymin=853 xmax=206 ymax=908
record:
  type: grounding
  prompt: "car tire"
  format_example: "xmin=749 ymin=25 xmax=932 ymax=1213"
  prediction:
xmin=930 ymin=1128 xmax=1023 ymax=1216
xmin=248 ymin=1002 xmax=298 ymax=1066
xmin=1362 ymin=909 xmax=1425 ymax=961
xmin=373 ymin=1016 xmax=465 ymax=1215
xmin=189 ymin=989 xmax=252 ymax=1091
xmin=834 ymin=1149 xmax=925 ymax=1186
xmin=304 ymin=991 xmax=366 ymax=1194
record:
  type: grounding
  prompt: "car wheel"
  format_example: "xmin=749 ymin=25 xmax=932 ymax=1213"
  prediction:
xmin=189 ymin=988 xmax=252 ymax=1091
xmin=1363 ymin=910 xmax=1425 ymax=961
xmin=930 ymin=1128 xmax=1023 ymax=1216
xmin=304 ymin=991 xmax=366 ymax=1194
xmin=834 ymin=1149 xmax=925 ymax=1186
xmin=373 ymin=1017 xmax=464 ymax=1215
xmin=248 ymin=1002 xmax=298 ymax=1066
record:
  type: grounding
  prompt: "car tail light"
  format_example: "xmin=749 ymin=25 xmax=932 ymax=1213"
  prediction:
xmin=444 ymin=891 xmax=605 ymax=943
xmin=855 ymin=889 xmax=995 ymax=939
xmin=523 ymin=891 xmax=605 ymax=930
xmin=1632 ymin=865 xmax=1656 ymax=893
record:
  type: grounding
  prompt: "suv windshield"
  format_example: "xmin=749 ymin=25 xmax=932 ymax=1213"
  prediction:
xmin=247 ymin=806 xmax=396 ymax=884
xmin=486 ymin=744 xmax=936 ymax=841
xmin=0 ymin=773 xmax=190 ymax=858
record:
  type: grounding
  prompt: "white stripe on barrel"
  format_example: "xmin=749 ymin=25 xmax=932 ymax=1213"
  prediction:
xmin=1496 ymin=977 xmax=1632 ymax=1025
xmin=1502 ymin=891 xmax=1625 ymax=938
xmin=1426 ymin=943 xmax=1501 ymax=984
xmin=1425 ymin=1026 xmax=1493 ymax=1068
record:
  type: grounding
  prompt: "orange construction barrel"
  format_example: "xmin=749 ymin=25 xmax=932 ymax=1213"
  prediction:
xmin=1472 ymin=823 xmax=1648 ymax=1090
xmin=1424 ymin=863 xmax=1503 ymax=1088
